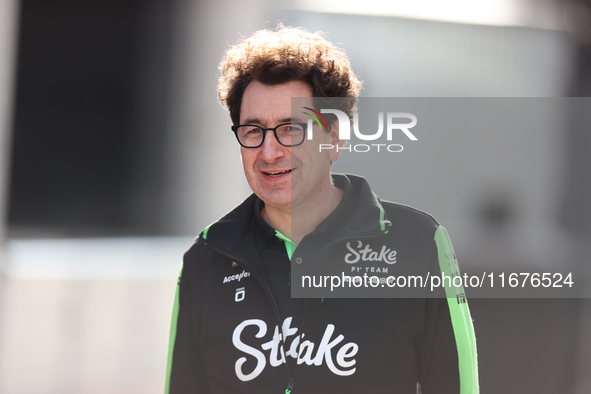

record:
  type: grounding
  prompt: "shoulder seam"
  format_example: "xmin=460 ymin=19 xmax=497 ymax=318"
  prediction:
xmin=380 ymin=199 xmax=441 ymax=226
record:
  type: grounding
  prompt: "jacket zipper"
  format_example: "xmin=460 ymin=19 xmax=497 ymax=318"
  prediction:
xmin=204 ymin=240 xmax=295 ymax=392
xmin=285 ymin=378 xmax=294 ymax=394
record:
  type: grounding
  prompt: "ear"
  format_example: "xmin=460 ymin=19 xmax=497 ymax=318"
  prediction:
xmin=328 ymin=120 xmax=344 ymax=162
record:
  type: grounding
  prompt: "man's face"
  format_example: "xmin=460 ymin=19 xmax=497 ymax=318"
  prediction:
xmin=239 ymin=80 xmax=340 ymax=211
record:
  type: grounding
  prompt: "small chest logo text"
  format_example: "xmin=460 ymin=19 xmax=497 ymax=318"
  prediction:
xmin=223 ymin=270 xmax=250 ymax=283
xmin=345 ymin=241 xmax=397 ymax=264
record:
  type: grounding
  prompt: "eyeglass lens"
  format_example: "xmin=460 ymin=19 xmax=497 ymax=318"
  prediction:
xmin=236 ymin=124 xmax=304 ymax=147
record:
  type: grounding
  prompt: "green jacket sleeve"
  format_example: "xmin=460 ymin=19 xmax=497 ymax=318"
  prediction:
xmin=165 ymin=258 xmax=208 ymax=393
xmin=419 ymin=227 xmax=479 ymax=394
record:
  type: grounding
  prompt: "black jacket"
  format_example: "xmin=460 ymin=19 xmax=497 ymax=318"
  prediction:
xmin=165 ymin=174 xmax=478 ymax=394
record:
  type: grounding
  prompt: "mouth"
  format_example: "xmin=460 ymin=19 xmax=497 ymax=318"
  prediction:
xmin=262 ymin=169 xmax=293 ymax=178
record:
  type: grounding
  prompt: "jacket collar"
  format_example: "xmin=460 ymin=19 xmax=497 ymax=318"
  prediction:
xmin=320 ymin=174 xmax=391 ymax=240
xmin=201 ymin=174 xmax=391 ymax=265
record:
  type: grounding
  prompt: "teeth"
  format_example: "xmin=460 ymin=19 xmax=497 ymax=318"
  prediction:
xmin=265 ymin=169 xmax=291 ymax=177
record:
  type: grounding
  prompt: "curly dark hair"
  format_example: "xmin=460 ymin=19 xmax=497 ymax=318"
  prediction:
xmin=217 ymin=24 xmax=362 ymax=125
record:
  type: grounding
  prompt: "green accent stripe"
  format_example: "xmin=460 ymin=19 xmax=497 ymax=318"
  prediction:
xmin=165 ymin=263 xmax=184 ymax=394
xmin=203 ymin=224 xmax=212 ymax=240
xmin=275 ymin=230 xmax=297 ymax=261
xmin=434 ymin=226 xmax=479 ymax=394
xmin=372 ymin=192 xmax=386 ymax=232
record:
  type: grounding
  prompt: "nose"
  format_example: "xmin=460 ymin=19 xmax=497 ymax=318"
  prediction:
xmin=259 ymin=129 xmax=287 ymax=162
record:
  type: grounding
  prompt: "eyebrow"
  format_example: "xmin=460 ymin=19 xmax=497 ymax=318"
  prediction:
xmin=241 ymin=117 xmax=297 ymax=125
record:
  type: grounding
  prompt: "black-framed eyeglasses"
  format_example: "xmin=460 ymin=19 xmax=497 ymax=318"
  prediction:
xmin=231 ymin=123 xmax=306 ymax=148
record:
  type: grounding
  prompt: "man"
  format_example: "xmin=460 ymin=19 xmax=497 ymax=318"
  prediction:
xmin=165 ymin=25 xmax=478 ymax=393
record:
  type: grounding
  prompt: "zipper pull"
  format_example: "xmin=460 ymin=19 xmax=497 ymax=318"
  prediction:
xmin=285 ymin=378 xmax=294 ymax=394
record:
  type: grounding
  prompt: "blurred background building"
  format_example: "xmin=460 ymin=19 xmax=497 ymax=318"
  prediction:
xmin=0 ymin=0 xmax=590 ymax=392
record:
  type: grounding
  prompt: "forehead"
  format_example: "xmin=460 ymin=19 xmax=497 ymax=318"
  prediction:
xmin=239 ymin=80 xmax=313 ymax=125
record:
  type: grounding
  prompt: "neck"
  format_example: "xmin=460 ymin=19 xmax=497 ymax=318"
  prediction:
xmin=262 ymin=181 xmax=343 ymax=245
